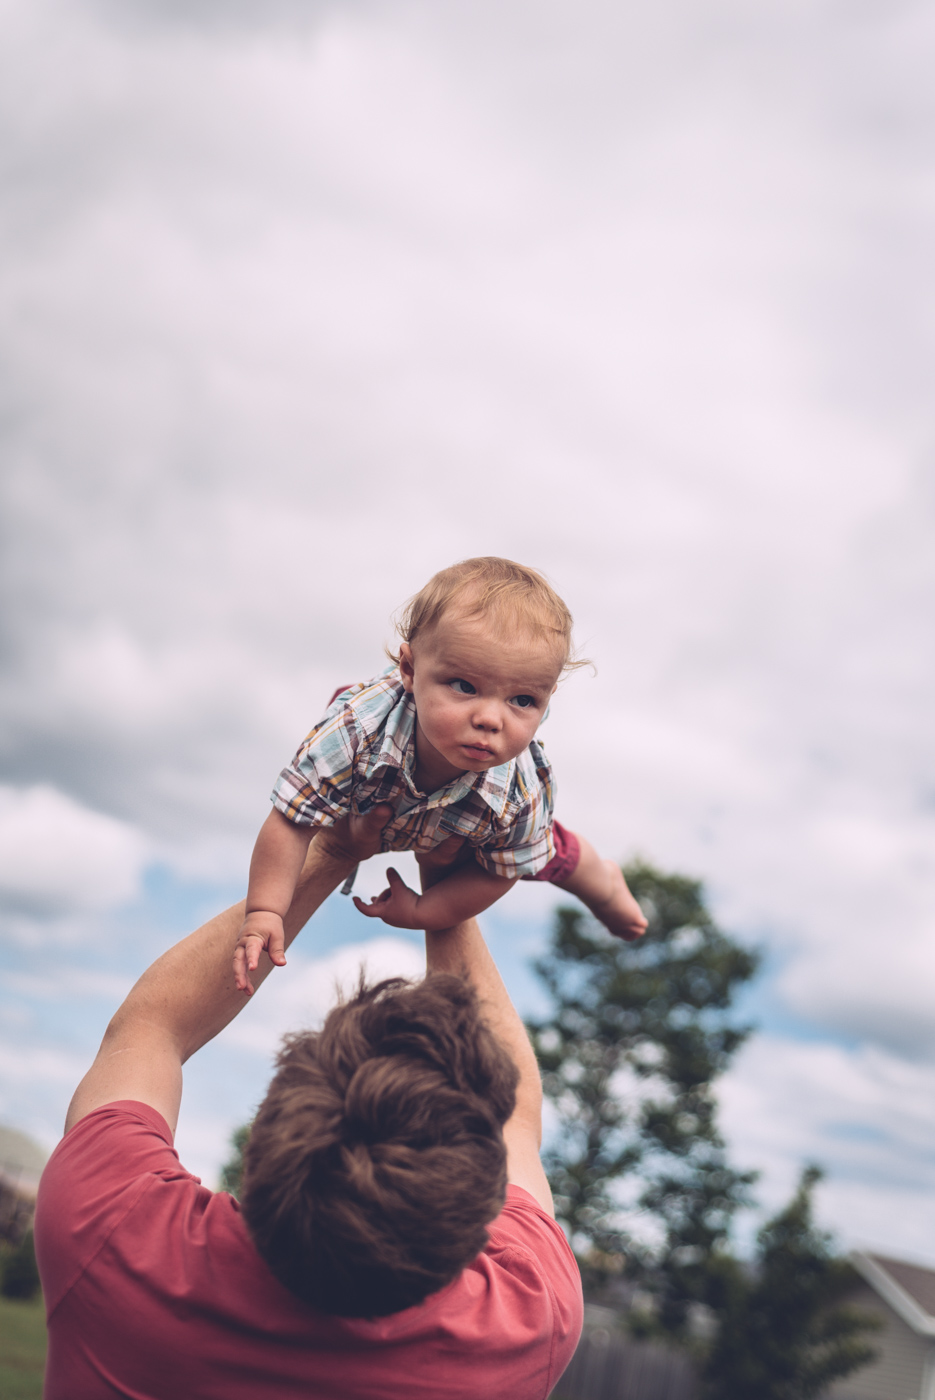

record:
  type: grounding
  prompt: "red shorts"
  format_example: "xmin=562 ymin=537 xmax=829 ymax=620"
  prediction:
xmin=522 ymin=820 xmax=580 ymax=884
xmin=326 ymin=686 xmax=580 ymax=886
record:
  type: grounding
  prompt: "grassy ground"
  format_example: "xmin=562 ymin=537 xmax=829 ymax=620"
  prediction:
xmin=0 ymin=1294 xmax=46 ymax=1400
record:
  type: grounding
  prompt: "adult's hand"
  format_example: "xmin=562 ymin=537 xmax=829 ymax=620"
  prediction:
xmin=313 ymin=804 xmax=395 ymax=868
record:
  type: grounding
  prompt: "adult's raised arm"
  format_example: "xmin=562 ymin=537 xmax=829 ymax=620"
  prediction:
xmin=64 ymin=807 xmax=393 ymax=1136
xmin=425 ymin=919 xmax=553 ymax=1216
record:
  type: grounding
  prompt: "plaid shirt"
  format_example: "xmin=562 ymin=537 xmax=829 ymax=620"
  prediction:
xmin=271 ymin=668 xmax=556 ymax=879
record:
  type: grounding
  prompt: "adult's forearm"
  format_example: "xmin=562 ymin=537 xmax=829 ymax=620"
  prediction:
xmin=111 ymin=836 xmax=356 ymax=1064
xmin=425 ymin=921 xmax=543 ymax=1140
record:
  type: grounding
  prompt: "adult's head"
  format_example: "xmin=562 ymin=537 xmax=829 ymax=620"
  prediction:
xmin=241 ymin=972 xmax=519 ymax=1317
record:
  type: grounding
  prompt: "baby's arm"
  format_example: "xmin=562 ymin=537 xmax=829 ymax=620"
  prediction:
xmin=353 ymin=858 xmax=514 ymax=931
xmin=234 ymin=809 xmax=313 ymax=993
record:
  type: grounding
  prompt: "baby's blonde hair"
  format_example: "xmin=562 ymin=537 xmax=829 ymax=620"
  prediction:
xmin=389 ymin=557 xmax=589 ymax=673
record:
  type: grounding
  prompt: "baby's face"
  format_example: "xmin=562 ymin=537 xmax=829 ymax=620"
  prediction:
xmin=399 ymin=610 xmax=563 ymax=787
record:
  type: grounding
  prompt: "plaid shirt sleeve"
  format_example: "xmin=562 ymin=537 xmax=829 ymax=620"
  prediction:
xmin=270 ymin=706 xmax=364 ymax=829
xmin=472 ymin=741 xmax=556 ymax=880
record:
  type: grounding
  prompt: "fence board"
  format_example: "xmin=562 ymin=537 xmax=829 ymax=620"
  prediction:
xmin=552 ymin=1324 xmax=699 ymax=1400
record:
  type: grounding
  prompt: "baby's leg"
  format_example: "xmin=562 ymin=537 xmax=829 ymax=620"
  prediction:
xmin=538 ymin=825 xmax=647 ymax=941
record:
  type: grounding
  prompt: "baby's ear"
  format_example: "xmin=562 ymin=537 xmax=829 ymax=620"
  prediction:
xmin=398 ymin=643 xmax=415 ymax=692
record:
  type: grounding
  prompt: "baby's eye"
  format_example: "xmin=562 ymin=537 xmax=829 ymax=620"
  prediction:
xmin=511 ymin=694 xmax=537 ymax=709
xmin=449 ymin=679 xmax=476 ymax=695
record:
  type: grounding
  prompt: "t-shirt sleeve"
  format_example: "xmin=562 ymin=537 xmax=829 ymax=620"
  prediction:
xmin=34 ymin=1101 xmax=197 ymax=1318
xmin=473 ymin=741 xmax=556 ymax=879
xmin=487 ymin=1186 xmax=584 ymax=1393
xmin=271 ymin=705 xmax=365 ymax=829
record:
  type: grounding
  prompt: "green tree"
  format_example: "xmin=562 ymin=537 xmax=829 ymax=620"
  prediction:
xmin=219 ymin=1122 xmax=252 ymax=1199
xmin=701 ymin=1167 xmax=880 ymax=1400
xmin=529 ymin=861 xmax=879 ymax=1396
xmin=1 ymin=1229 xmax=41 ymax=1300
xmin=527 ymin=858 xmax=759 ymax=1305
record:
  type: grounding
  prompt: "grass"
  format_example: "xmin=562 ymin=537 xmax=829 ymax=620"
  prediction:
xmin=0 ymin=1294 xmax=46 ymax=1400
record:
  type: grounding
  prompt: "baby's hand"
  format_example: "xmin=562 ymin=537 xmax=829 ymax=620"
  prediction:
xmin=233 ymin=910 xmax=287 ymax=996
xmin=353 ymin=868 xmax=422 ymax=930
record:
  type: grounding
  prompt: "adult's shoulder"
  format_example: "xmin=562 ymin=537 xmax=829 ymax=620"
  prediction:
xmin=480 ymin=1186 xmax=583 ymax=1386
xmin=35 ymin=1101 xmax=198 ymax=1317
xmin=489 ymin=1186 xmax=578 ymax=1273
xmin=38 ymin=1101 xmax=195 ymax=1216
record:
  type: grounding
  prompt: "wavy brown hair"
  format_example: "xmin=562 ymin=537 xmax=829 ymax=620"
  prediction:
xmin=241 ymin=973 xmax=519 ymax=1317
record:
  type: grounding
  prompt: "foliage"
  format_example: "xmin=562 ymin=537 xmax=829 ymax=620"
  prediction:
xmin=219 ymin=1122 xmax=252 ymax=1199
xmin=527 ymin=858 xmax=759 ymax=1305
xmin=700 ymin=1168 xmax=880 ymax=1400
xmin=1 ymin=1230 xmax=41 ymax=1301
xmin=529 ymin=860 xmax=879 ymax=1396
xmin=0 ymin=1181 xmax=36 ymax=1249
xmin=631 ymin=1148 xmax=758 ymax=1341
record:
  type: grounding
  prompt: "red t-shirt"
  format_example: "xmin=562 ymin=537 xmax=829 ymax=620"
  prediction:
xmin=35 ymin=1102 xmax=582 ymax=1400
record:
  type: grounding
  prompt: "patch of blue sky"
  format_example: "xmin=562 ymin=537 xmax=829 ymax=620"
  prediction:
xmin=731 ymin=942 xmax=866 ymax=1053
xmin=823 ymin=1122 xmax=890 ymax=1146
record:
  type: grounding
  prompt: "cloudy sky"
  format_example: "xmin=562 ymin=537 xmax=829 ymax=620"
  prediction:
xmin=2 ymin=0 xmax=935 ymax=1258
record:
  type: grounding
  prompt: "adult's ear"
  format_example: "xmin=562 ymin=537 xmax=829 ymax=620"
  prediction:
xmin=398 ymin=643 xmax=416 ymax=692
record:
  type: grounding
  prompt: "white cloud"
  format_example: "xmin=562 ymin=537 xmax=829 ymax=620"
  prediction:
xmin=224 ymin=935 xmax=426 ymax=1055
xmin=5 ymin=968 xmax=133 ymax=1003
xmin=0 ymin=785 xmax=149 ymax=914
xmin=0 ymin=1039 xmax=86 ymax=1155
xmin=0 ymin=1042 xmax=79 ymax=1088
xmin=720 ymin=1035 xmax=935 ymax=1257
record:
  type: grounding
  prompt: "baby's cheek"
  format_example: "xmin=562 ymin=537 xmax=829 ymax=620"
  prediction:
xmin=435 ymin=716 xmax=464 ymax=747
xmin=508 ymin=717 xmax=538 ymax=753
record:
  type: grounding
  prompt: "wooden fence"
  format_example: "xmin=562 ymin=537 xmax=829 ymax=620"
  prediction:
xmin=552 ymin=1321 xmax=699 ymax=1400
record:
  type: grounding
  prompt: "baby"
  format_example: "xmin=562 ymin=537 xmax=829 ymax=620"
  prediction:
xmin=234 ymin=557 xmax=646 ymax=993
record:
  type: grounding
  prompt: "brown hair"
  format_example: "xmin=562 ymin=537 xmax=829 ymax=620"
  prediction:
xmin=389 ymin=556 xmax=589 ymax=673
xmin=240 ymin=973 xmax=519 ymax=1318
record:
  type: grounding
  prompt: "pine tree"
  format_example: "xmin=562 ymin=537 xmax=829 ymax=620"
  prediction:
xmin=701 ymin=1168 xmax=880 ymax=1400
xmin=219 ymin=1122 xmax=252 ymax=1199
xmin=1 ymin=1228 xmax=40 ymax=1300
xmin=527 ymin=858 xmax=759 ymax=1304
xmin=529 ymin=862 xmax=879 ymax=1395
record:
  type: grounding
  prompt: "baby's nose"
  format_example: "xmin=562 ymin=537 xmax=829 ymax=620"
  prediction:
xmin=472 ymin=700 xmax=502 ymax=730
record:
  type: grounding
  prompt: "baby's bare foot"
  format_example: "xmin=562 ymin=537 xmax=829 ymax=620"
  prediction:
xmin=582 ymin=861 xmax=648 ymax=942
